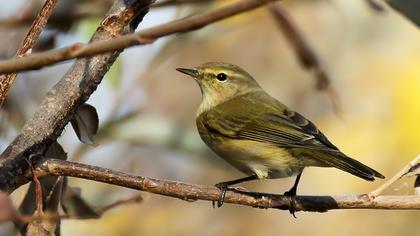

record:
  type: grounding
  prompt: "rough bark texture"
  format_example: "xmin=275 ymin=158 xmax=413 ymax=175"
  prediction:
xmin=34 ymin=159 xmax=420 ymax=212
xmin=0 ymin=0 xmax=58 ymax=107
xmin=0 ymin=0 xmax=154 ymax=193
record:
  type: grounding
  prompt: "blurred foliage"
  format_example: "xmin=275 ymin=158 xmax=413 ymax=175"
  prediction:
xmin=1 ymin=0 xmax=420 ymax=235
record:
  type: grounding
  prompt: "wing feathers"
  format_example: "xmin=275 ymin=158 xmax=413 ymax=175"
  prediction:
xmin=198 ymin=91 xmax=384 ymax=180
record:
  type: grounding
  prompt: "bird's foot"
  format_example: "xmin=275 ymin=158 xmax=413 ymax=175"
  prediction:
xmin=358 ymin=193 xmax=376 ymax=202
xmin=284 ymin=190 xmax=297 ymax=218
xmin=213 ymin=182 xmax=229 ymax=208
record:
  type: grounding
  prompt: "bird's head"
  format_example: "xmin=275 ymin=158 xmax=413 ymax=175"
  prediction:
xmin=176 ymin=62 xmax=261 ymax=114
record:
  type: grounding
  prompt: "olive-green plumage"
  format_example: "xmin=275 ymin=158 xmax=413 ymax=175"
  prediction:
xmin=177 ymin=62 xmax=384 ymax=186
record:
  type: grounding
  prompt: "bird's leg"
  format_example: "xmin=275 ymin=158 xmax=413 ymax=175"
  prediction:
xmin=214 ymin=175 xmax=258 ymax=208
xmin=284 ymin=172 xmax=302 ymax=218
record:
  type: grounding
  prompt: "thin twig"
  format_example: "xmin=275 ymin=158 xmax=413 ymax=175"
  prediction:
xmin=369 ymin=155 xmax=420 ymax=197
xmin=269 ymin=3 xmax=328 ymax=90
xmin=0 ymin=0 xmax=213 ymax=29
xmin=34 ymin=159 xmax=420 ymax=212
xmin=0 ymin=194 xmax=142 ymax=224
xmin=152 ymin=0 xmax=215 ymax=8
xmin=27 ymin=158 xmax=44 ymax=214
xmin=0 ymin=0 xmax=277 ymax=74
xmin=268 ymin=3 xmax=341 ymax=114
xmin=0 ymin=0 xmax=154 ymax=193
xmin=96 ymin=195 xmax=143 ymax=215
xmin=365 ymin=0 xmax=386 ymax=12
xmin=1 ymin=211 xmax=66 ymax=224
xmin=0 ymin=0 xmax=58 ymax=107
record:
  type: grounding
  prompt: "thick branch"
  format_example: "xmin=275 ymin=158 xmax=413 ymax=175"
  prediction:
xmin=0 ymin=0 xmax=154 ymax=193
xmin=34 ymin=159 xmax=420 ymax=212
xmin=0 ymin=0 xmax=58 ymax=106
xmin=0 ymin=0 xmax=277 ymax=74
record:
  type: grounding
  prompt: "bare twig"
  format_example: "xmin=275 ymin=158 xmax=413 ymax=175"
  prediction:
xmin=33 ymin=159 xmax=420 ymax=212
xmin=0 ymin=0 xmax=212 ymax=29
xmin=369 ymin=155 xmax=420 ymax=197
xmin=365 ymin=0 xmax=386 ymax=12
xmin=0 ymin=0 xmax=277 ymax=74
xmin=0 ymin=0 xmax=154 ymax=193
xmin=269 ymin=3 xmax=329 ymax=90
xmin=1 ymin=210 xmax=63 ymax=224
xmin=28 ymin=158 xmax=44 ymax=213
xmin=152 ymin=0 xmax=215 ymax=8
xmin=96 ymin=195 xmax=143 ymax=215
xmin=268 ymin=3 xmax=341 ymax=114
xmin=0 ymin=0 xmax=58 ymax=107
xmin=0 ymin=193 xmax=142 ymax=224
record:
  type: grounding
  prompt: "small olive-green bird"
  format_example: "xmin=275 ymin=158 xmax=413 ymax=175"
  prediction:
xmin=176 ymin=62 xmax=384 ymax=209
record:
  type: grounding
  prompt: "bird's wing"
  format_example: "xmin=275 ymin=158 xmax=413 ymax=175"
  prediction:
xmin=202 ymin=95 xmax=339 ymax=152
xmin=200 ymin=92 xmax=385 ymax=180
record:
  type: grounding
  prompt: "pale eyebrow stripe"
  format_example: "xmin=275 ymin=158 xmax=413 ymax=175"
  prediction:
xmin=202 ymin=69 xmax=243 ymax=78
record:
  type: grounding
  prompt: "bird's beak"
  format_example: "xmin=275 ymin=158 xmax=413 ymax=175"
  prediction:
xmin=176 ymin=67 xmax=199 ymax=78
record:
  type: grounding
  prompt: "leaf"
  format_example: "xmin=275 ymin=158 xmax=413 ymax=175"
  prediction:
xmin=71 ymin=104 xmax=99 ymax=145
xmin=60 ymin=186 xmax=99 ymax=219
xmin=45 ymin=141 xmax=68 ymax=161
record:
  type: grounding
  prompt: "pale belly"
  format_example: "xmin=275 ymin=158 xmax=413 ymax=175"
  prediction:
xmin=208 ymin=139 xmax=305 ymax=179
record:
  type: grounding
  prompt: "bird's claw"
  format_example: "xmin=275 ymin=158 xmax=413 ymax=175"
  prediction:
xmin=284 ymin=190 xmax=297 ymax=218
xmin=213 ymin=183 xmax=228 ymax=208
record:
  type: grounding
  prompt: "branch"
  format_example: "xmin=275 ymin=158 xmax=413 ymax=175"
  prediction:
xmin=0 ymin=0 xmax=213 ymax=30
xmin=269 ymin=3 xmax=329 ymax=90
xmin=0 ymin=0 xmax=278 ymax=74
xmin=95 ymin=195 xmax=143 ymax=215
xmin=0 ymin=0 xmax=58 ymax=107
xmin=369 ymin=155 xmax=420 ymax=197
xmin=152 ymin=0 xmax=215 ymax=8
xmin=365 ymin=0 xmax=386 ymax=12
xmin=34 ymin=159 xmax=420 ymax=212
xmin=268 ymin=3 xmax=341 ymax=114
xmin=0 ymin=0 xmax=154 ymax=193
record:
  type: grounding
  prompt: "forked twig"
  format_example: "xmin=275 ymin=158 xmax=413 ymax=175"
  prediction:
xmin=0 ymin=0 xmax=58 ymax=106
xmin=369 ymin=155 xmax=420 ymax=197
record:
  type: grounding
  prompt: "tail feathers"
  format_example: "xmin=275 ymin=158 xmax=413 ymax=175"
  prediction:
xmin=317 ymin=152 xmax=385 ymax=181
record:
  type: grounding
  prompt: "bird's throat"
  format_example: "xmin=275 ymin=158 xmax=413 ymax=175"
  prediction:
xmin=197 ymin=92 xmax=219 ymax=116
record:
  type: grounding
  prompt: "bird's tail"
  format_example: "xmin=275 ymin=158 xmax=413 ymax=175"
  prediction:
xmin=314 ymin=151 xmax=385 ymax=181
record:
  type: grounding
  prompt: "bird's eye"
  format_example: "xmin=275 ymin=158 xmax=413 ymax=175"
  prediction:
xmin=216 ymin=73 xmax=227 ymax=81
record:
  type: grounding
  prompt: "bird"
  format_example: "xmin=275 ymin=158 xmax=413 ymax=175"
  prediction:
xmin=176 ymin=62 xmax=384 ymax=214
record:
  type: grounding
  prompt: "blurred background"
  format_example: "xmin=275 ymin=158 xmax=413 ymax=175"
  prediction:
xmin=1 ymin=0 xmax=420 ymax=235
